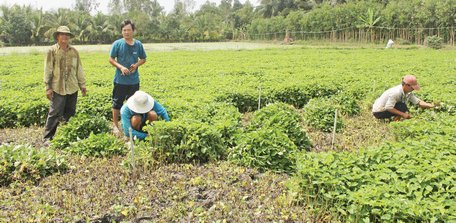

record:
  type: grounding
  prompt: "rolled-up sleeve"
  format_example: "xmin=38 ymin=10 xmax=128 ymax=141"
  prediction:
xmin=409 ymin=94 xmax=421 ymax=105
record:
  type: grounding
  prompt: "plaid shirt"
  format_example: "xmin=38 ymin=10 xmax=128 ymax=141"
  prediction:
xmin=44 ymin=43 xmax=86 ymax=95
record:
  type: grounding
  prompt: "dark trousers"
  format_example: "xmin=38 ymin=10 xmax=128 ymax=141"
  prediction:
xmin=373 ymin=102 xmax=408 ymax=119
xmin=43 ymin=92 xmax=78 ymax=140
xmin=112 ymin=83 xmax=140 ymax=110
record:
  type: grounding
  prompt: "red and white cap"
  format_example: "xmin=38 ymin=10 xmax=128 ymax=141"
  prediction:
xmin=403 ymin=74 xmax=420 ymax=90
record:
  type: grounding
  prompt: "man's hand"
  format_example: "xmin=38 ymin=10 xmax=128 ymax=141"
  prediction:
xmin=402 ymin=113 xmax=411 ymax=119
xmin=46 ymin=89 xmax=53 ymax=101
xmin=129 ymin=64 xmax=137 ymax=73
xmin=120 ymin=66 xmax=130 ymax=75
xmin=81 ymin=88 xmax=87 ymax=96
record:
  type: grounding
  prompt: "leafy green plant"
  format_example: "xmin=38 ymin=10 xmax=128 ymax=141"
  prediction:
xmin=272 ymin=84 xmax=340 ymax=109
xmin=331 ymin=93 xmax=361 ymax=116
xmin=390 ymin=111 xmax=455 ymax=140
xmin=144 ymin=121 xmax=225 ymax=163
xmin=425 ymin=35 xmax=444 ymax=49
xmin=51 ymin=114 xmax=110 ymax=149
xmin=0 ymin=99 xmax=48 ymax=128
xmin=229 ymin=128 xmax=299 ymax=173
xmin=0 ymin=144 xmax=67 ymax=186
xmin=66 ymin=133 xmax=126 ymax=157
xmin=303 ymin=98 xmax=344 ymax=132
xmin=291 ymin=134 xmax=456 ymax=222
xmin=229 ymin=103 xmax=311 ymax=173
xmin=77 ymin=93 xmax=112 ymax=120
xmin=248 ymin=102 xmax=311 ymax=150
xmin=171 ymin=102 xmax=242 ymax=147
xmin=215 ymin=92 xmax=264 ymax=113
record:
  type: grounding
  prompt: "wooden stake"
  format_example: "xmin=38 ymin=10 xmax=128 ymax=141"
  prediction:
xmin=331 ymin=109 xmax=338 ymax=150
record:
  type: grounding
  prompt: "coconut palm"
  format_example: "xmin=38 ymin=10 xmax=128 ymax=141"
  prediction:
xmin=43 ymin=8 xmax=72 ymax=41
xmin=30 ymin=9 xmax=50 ymax=44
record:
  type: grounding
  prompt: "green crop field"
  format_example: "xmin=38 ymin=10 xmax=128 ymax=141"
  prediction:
xmin=0 ymin=43 xmax=455 ymax=222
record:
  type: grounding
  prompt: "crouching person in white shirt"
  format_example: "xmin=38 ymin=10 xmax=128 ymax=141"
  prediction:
xmin=372 ymin=74 xmax=434 ymax=121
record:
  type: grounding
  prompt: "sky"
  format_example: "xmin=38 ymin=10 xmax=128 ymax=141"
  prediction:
xmin=2 ymin=0 xmax=257 ymax=14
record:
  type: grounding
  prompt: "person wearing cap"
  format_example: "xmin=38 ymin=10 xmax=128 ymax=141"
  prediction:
xmin=109 ymin=20 xmax=147 ymax=135
xmin=43 ymin=26 xmax=87 ymax=140
xmin=120 ymin=91 xmax=170 ymax=140
xmin=372 ymin=74 xmax=434 ymax=121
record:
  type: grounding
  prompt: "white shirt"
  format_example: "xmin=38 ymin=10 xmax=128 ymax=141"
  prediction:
xmin=372 ymin=84 xmax=420 ymax=113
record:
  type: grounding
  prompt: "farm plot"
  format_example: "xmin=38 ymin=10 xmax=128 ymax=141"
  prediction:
xmin=0 ymin=46 xmax=455 ymax=222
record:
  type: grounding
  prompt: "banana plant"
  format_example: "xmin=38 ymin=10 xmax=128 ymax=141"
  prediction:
xmin=357 ymin=8 xmax=381 ymax=42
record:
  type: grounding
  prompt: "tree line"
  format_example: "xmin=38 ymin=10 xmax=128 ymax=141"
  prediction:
xmin=0 ymin=0 xmax=455 ymax=46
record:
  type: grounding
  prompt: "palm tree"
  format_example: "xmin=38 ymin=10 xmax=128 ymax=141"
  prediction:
xmin=85 ymin=13 xmax=116 ymax=43
xmin=257 ymin=0 xmax=280 ymax=18
xmin=43 ymin=8 xmax=72 ymax=41
xmin=72 ymin=13 xmax=92 ymax=43
xmin=30 ymin=8 xmax=55 ymax=44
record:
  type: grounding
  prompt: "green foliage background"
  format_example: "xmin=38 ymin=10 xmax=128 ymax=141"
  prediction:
xmin=0 ymin=0 xmax=455 ymax=45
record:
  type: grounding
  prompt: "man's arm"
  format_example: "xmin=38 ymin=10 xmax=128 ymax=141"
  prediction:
xmin=129 ymin=58 xmax=146 ymax=73
xmin=387 ymin=108 xmax=411 ymax=119
xmin=418 ymin=101 xmax=435 ymax=109
xmin=129 ymin=42 xmax=147 ymax=73
xmin=76 ymin=53 xmax=87 ymax=96
xmin=44 ymin=49 xmax=54 ymax=100
xmin=109 ymin=57 xmax=130 ymax=75
xmin=153 ymin=101 xmax=170 ymax=122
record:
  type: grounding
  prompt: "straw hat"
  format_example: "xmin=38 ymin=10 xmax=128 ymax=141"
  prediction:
xmin=53 ymin=26 xmax=75 ymax=39
xmin=127 ymin=91 xmax=155 ymax=113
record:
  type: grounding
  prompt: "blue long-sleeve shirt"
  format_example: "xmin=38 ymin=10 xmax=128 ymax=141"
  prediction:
xmin=120 ymin=101 xmax=170 ymax=139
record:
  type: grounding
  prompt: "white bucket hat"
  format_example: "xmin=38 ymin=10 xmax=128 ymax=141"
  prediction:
xmin=127 ymin=91 xmax=154 ymax=113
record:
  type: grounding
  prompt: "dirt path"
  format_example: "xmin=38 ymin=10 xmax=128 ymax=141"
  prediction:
xmin=0 ymin=126 xmax=46 ymax=148
xmin=0 ymin=42 xmax=296 ymax=56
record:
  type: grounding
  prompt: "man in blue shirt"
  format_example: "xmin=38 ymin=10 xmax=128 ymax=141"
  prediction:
xmin=109 ymin=20 xmax=147 ymax=134
xmin=121 ymin=91 xmax=170 ymax=140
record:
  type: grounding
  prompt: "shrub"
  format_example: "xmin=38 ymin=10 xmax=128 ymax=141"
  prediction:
xmin=16 ymin=100 xmax=48 ymax=127
xmin=331 ymin=93 xmax=361 ymax=116
xmin=229 ymin=128 xmax=299 ymax=173
xmin=271 ymin=84 xmax=340 ymax=108
xmin=0 ymin=103 xmax=17 ymax=128
xmin=425 ymin=35 xmax=444 ymax=49
xmin=0 ymin=144 xmax=67 ymax=186
xmin=395 ymin=38 xmax=411 ymax=45
xmin=248 ymin=102 xmax=311 ymax=150
xmin=144 ymin=121 xmax=225 ymax=163
xmin=172 ymin=102 xmax=242 ymax=147
xmin=272 ymin=86 xmax=311 ymax=108
xmin=291 ymin=135 xmax=456 ymax=222
xmin=215 ymin=92 xmax=264 ymax=113
xmin=51 ymin=114 xmax=110 ymax=149
xmin=77 ymin=93 xmax=112 ymax=120
xmin=303 ymin=98 xmax=343 ymax=132
xmin=66 ymin=133 xmax=126 ymax=157
xmin=0 ymin=99 xmax=48 ymax=128
xmin=390 ymin=112 xmax=455 ymax=141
